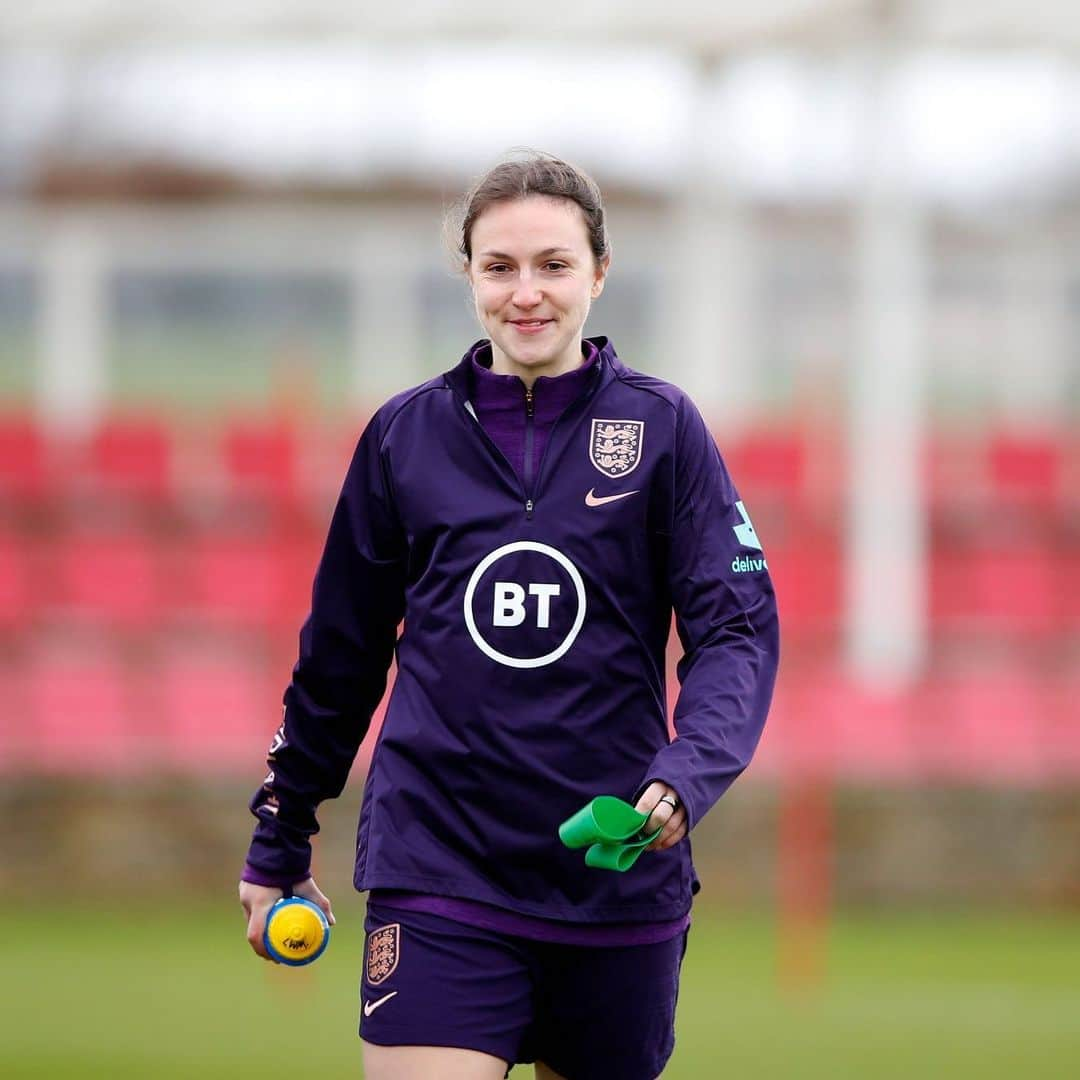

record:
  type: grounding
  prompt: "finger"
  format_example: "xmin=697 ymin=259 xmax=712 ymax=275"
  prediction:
xmin=294 ymin=879 xmax=336 ymax=926
xmin=643 ymin=800 xmax=675 ymax=837
xmin=246 ymin=907 xmax=276 ymax=962
xmin=645 ymin=808 xmax=686 ymax=850
xmin=634 ymin=782 xmax=675 ymax=834
xmin=649 ymin=816 xmax=688 ymax=852
xmin=632 ymin=781 xmax=666 ymax=818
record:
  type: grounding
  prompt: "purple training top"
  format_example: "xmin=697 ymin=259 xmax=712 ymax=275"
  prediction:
xmin=368 ymin=339 xmax=686 ymax=946
xmin=243 ymin=335 xmax=779 ymax=943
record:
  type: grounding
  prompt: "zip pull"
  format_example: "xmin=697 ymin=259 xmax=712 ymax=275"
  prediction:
xmin=525 ymin=386 xmax=534 ymax=417
xmin=525 ymin=498 xmax=534 ymax=518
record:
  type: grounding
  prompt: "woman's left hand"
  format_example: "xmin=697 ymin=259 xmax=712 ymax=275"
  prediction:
xmin=634 ymin=782 xmax=688 ymax=852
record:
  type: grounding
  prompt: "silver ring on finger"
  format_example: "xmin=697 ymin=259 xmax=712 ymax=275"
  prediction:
xmin=658 ymin=794 xmax=679 ymax=811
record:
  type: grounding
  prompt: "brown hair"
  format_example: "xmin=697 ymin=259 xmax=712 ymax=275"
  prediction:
xmin=451 ymin=149 xmax=609 ymax=267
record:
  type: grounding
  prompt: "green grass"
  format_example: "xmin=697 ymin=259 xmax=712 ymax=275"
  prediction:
xmin=1 ymin=903 xmax=1077 ymax=1078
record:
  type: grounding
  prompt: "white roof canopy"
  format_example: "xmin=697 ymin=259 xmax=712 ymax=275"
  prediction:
xmin=4 ymin=1 xmax=1080 ymax=52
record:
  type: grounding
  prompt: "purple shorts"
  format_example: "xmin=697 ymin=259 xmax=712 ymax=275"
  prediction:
xmin=360 ymin=902 xmax=689 ymax=1080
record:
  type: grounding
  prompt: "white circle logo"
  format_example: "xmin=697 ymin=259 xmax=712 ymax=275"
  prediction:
xmin=463 ymin=541 xmax=587 ymax=669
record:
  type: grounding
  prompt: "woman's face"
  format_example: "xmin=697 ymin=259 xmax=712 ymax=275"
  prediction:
xmin=466 ymin=195 xmax=608 ymax=383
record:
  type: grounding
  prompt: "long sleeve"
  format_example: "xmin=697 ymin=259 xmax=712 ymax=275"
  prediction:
xmin=637 ymin=396 xmax=780 ymax=830
xmin=243 ymin=412 xmax=407 ymax=884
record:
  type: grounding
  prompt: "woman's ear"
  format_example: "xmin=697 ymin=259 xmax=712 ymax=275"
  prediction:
xmin=591 ymin=254 xmax=611 ymax=300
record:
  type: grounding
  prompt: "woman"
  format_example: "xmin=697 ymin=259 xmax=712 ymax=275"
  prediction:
xmin=239 ymin=152 xmax=779 ymax=1080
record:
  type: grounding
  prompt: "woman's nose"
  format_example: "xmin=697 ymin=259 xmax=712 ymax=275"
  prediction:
xmin=511 ymin=274 xmax=542 ymax=307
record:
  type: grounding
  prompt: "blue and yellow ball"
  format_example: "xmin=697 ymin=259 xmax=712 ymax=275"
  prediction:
xmin=263 ymin=897 xmax=330 ymax=966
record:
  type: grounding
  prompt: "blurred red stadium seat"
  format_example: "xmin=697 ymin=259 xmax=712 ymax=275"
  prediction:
xmin=759 ymin=661 xmax=1064 ymax=785
xmin=186 ymin=530 xmax=313 ymax=632
xmin=19 ymin=644 xmax=140 ymax=772
xmin=725 ymin=429 xmax=807 ymax=508
xmin=305 ymin=423 xmax=362 ymax=518
xmin=156 ymin=651 xmax=275 ymax=769
xmin=75 ymin=415 xmax=173 ymax=506
xmin=762 ymin=670 xmax=918 ymax=780
xmin=0 ymin=413 xmax=48 ymax=504
xmin=1062 ymin=550 xmax=1080 ymax=629
xmin=759 ymin=668 xmax=839 ymax=777
xmin=829 ymin=683 xmax=920 ymax=779
xmin=0 ymin=530 xmax=34 ymax=630
xmin=767 ymin=537 xmax=842 ymax=637
xmin=920 ymin=670 xmax=1048 ymax=783
xmin=221 ymin=418 xmax=300 ymax=512
xmin=923 ymin=433 xmax=988 ymax=526
xmin=47 ymin=527 xmax=161 ymax=631
xmin=930 ymin=543 xmax=1058 ymax=635
xmin=968 ymin=545 xmax=1057 ymax=631
xmin=987 ymin=432 xmax=1062 ymax=511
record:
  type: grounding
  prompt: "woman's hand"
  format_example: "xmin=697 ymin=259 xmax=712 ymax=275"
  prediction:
xmin=239 ymin=876 xmax=336 ymax=961
xmin=634 ymin=781 xmax=688 ymax=852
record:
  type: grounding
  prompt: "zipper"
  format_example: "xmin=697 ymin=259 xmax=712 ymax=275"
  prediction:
xmin=523 ymin=385 xmax=535 ymax=517
xmin=529 ymin=361 xmax=603 ymax=511
xmin=460 ymin=397 xmax=532 ymax=514
xmin=448 ymin=353 xmax=604 ymax=521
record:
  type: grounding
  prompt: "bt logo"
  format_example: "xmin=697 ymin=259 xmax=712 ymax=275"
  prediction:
xmin=492 ymin=582 xmax=561 ymax=628
xmin=464 ymin=542 xmax=586 ymax=669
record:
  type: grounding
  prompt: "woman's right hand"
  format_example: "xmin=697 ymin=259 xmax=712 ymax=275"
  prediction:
xmin=239 ymin=877 xmax=336 ymax=961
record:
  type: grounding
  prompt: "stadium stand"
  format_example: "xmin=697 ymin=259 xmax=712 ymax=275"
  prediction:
xmin=2 ymin=415 xmax=1074 ymax=781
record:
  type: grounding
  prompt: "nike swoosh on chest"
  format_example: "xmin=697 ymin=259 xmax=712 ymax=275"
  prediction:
xmin=585 ymin=488 xmax=640 ymax=508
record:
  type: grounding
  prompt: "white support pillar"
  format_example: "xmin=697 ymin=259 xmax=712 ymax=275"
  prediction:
xmin=662 ymin=59 xmax=755 ymax=427
xmin=847 ymin=42 xmax=928 ymax=689
xmin=348 ymin=217 xmax=426 ymax=408
xmin=37 ymin=214 xmax=109 ymax=436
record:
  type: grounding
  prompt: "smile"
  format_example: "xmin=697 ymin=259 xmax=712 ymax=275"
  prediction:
xmin=510 ymin=320 xmax=553 ymax=334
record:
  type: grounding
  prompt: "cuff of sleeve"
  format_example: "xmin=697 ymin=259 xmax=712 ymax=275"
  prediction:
xmin=240 ymin=862 xmax=313 ymax=889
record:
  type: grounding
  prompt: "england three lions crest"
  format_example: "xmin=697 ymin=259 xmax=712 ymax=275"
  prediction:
xmin=366 ymin=923 xmax=400 ymax=985
xmin=590 ymin=419 xmax=644 ymax=478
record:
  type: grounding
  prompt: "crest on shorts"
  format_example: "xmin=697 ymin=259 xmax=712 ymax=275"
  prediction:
xmin=590 ymin=419 xmax=644 ymax=478
xmin=366 ymin=923 xmax=400 ymax=985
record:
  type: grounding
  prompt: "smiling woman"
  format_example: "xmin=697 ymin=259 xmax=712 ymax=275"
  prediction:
xmin=467 ymin=195 xmax=609 ymax=384
xmin=238 ymin=150 xmax=780 ymax=1080
xmin=457 ymin=156 xmax=611 ymax=386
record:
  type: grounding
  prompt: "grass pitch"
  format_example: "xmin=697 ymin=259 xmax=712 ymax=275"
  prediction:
xmin=2 ymin=902 xmax=1077 ymax=1078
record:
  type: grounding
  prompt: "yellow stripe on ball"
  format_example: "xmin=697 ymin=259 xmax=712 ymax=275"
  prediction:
xmin=266 ymin=900 xmax=328 ymax=962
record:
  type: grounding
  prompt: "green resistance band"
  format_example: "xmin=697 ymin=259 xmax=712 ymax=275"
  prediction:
xmin=558 ymin=795 xmax=662 ymax=872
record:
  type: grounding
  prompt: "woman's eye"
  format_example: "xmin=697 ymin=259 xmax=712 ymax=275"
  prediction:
xmin=485 ymin=264 xmax=509 ymax=274
xmin=544 ymin=262 xmax=567 ymax=272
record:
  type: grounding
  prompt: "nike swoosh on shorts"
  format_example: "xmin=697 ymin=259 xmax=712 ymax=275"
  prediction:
xmin=585 ymin=488 xmax=640 ymax=507
xmin=363 ymin=991 xmax=398 ymax=1017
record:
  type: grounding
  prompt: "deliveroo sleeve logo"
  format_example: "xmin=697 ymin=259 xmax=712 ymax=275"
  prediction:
xmin=731 ymin=500 xmax=768 ymax=573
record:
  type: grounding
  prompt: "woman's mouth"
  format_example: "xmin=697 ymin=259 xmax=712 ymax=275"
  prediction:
xmin=509 ymin=319 xmax=552 ymax=334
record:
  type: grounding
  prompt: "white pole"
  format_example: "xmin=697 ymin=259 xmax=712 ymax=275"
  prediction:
xmin=662 ymin=57 xmax=755 ymax=426
xmin=348 ymin=215 xmax=426 ymax=407
xmin=37 ymin=212 xmax=109 ymax=436
xmin=847 ymin=36 xmax=928 ymax=689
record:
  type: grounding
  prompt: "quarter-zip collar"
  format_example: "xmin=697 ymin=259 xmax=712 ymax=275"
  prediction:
xmin=469 ymin=339 xmax=599 ymax=430
xmin=445 ymin=335 xmax=618 ymax=518
xmin=444 ymin=334 xmax=619 ymax=407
